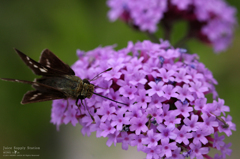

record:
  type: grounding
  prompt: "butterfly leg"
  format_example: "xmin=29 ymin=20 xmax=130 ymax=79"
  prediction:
xmin=81 ymin=99 xmax=95 ymax=122
xmin=75 ymin=98 xmax=82 ymax=115
xmin=64 ymin=99 xmax=70 ymax=113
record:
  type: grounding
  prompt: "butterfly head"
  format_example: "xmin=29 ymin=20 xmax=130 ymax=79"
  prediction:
xmin=77 ymin=79 xmax=94 ymax=100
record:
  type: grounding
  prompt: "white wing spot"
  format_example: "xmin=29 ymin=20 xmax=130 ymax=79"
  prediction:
xmin=30 ymin=94 xmax=38 ymax=100
xmin=15 ymin=80 xmax=19 ymax=82
xmin=29 ymin=61 xmax=33 ymax=64
xmin=33 ymin=65 xmax=38 ymax=68
xmin=26 ymin=56 xmax=30 ymax=60
xmin=33 ymin=83 xmax=39 ymax=87
xmin=46 ymin=59 xmax=51 ymax=67
xmin=40 ymin=67 xmax=48 ymax=73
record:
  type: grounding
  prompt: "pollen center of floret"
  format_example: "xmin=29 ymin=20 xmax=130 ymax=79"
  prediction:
xmin=190 ymin=124 xmax=194 ymax=128
xmin=151 ymin=138 xmax=155 ymax=143
xmin=164 ymin=132 xmax=169 ymax=137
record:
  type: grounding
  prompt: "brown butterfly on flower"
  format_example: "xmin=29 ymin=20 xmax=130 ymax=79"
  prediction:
xmin=1 ymin=49 xmax=127 ymax=109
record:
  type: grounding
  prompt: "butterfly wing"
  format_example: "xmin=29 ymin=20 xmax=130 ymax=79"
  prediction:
xmin=1 ymin=78 xmax=67 ymax=104
xmin=14 ymin=48 xmax=75 ymax=76
xmin=22 ymin=90 xmax=64 ymax=104
xmin=39 ymin=49 xmax=75 ymax=75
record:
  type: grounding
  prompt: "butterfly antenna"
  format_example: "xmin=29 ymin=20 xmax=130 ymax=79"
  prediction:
xmin=92 ymin=92 xmax=128 ymax=106
xmin=90 ymin=68 xmax=112 ymax=81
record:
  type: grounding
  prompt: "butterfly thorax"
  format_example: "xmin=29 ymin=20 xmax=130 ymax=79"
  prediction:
xmin=36 ymin=75 xmax=94 ymax=99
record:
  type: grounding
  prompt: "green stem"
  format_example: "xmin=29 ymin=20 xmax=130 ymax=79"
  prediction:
xmin=145 ymin=31 xmax=159 ymax=43
xmin=161 ymin=20 xmax=173 ymax=41
xmin=174 ymin=34 xmax=192 ymax=48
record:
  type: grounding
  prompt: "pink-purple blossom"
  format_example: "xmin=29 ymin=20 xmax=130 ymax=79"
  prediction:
xmin=142 ymin=129 xmax=161 ymax=148
xmin=174 ymin=125 xmax=192 ymax=145
xmin=51 ymin=40 xmax=234 ymax=159
xmin=107 ymin=0 xmax=237 ymax=52
xmin=189 ymin=143 xmax=209 ymax=159
xmin=130 ymin=116 xmax=148 ymax=135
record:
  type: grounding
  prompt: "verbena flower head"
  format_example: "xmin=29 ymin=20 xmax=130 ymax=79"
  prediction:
xmin=107 ymin=0 xmax=237 ymax=53
xmin=51 ymin=40 xmax=235 ymax=159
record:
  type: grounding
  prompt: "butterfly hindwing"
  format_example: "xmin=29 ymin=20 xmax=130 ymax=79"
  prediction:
xmin=22 ymin=90 xmax=64 ymax=104
xmin=0 ymin=78 xmax=67 ymax=104
xmin=39 ymin=49 xmax=75 ymax=75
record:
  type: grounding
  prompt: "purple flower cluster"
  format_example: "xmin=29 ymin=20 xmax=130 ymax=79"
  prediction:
xmin=107 ymin=0 xmax=168 ymax=33
xmin=51 ymin=40 xmax=235 ymax=159
xmin=107 ymin=0 xmax=237 ymax=52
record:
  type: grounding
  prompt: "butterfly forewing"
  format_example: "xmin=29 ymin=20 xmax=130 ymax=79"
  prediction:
xmin=14 ymin=48 xmax=74 ymax=76
xmin=39 ymin=49 xmax=75 ymax=75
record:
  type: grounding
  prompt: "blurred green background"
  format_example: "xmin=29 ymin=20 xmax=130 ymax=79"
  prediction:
xmin=0 ymin=0 xmax=239 ymax=158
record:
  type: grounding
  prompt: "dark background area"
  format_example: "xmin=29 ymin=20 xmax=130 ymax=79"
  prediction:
xmin=0 ymin=0 xmax=239 ymax=158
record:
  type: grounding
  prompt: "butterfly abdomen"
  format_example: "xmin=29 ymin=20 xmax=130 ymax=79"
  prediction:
xmin=36 ymin=76 xmax=80 ymax=98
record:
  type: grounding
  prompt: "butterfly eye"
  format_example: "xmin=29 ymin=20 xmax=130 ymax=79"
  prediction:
xmin=83 ymin=79 xmax=90 ymax=84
